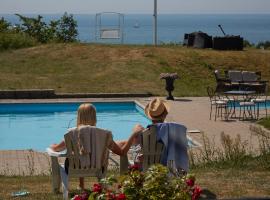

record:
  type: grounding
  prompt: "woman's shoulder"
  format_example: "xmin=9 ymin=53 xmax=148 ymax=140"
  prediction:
xmin=66 ymin=125 xmax=112 ymax=136
xmin=76 ymin=125 xmax=112 ymax=134
xmin=66 ymin=127 xmax=77 ymax=132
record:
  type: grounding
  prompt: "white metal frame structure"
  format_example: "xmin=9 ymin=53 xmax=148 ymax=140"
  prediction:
xmin=153 ymin=0 xmax=157 ymax=46
xmin=95 ymin=12 xmax=124 ymax=44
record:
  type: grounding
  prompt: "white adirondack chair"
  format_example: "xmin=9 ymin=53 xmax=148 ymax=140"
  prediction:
xmin=140 ymin=125 xmax=164 ymax=171
xmin=47 ymin=125 xmax=113 ymax=200
xmin=120 ymin=125 xmax=164 ymax=173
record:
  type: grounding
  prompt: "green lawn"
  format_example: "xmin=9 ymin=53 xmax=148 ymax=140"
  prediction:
xmin=0 ymin=43 xmax=269 ymax=96
xmin=258 ymin=118 xmax=270 ymax=130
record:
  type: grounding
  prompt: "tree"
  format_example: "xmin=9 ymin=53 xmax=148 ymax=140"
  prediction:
xmin=15 ymin=14 xmax=49 ymax=43
xmin=56 ymin=12 xmax=78 ymax=42
xmin=0 ymin=17 xmax=11 ymax=33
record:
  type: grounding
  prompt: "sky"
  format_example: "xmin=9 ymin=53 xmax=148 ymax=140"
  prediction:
xmin=0 ymin=0 xmax=270 ymax=14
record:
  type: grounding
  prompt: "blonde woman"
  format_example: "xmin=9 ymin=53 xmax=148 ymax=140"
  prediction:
xmin=50 ymin=103 xmax=143 ymax=189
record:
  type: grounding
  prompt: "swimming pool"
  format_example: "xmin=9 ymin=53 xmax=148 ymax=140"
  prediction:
xmin=0 ymin=102 xmax=151 ymax=151
xmin=0 ymin=102 xmax=197 ymax=151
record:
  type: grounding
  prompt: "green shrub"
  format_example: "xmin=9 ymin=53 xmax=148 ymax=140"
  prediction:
xmin=56 ymin=12 xmax=78 ymax=42
xmin=256 ymin=41 xmax=270 ymax=49
xmin=0 ymin=17 xmax=11 ymax=33
xmin=190 ymin=131 xmax=270 ymax=170
xmin=71 ymin=164 xmax=202 ymax=200
xmin=243 ymin=40 xmax=254 ymax=48
xmin=15 ymin=14 xmax=49 ymax=43
xmin=0 ymin=32 xmax=37 ymax=50
xmin=14 ymin=13 xmax=78 ymax=43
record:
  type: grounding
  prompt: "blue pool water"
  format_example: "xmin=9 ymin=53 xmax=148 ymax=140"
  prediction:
xmin=0 ymin=102 xmax=151 ymax=151
xmin=228 ymin=100 xmax=269 ymax=108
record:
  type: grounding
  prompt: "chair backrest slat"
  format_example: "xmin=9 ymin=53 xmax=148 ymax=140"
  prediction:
xmin=90 ymin=132 xmax=96 ymax=169
xmin=64 ymin=132 xmax=80 ymax=169
xmin=141 ymin=126 xmax=164 ymax=171
xmin=64 ymin=126 xmax=111 ymax=176
xmin=142 ymin=131 xmax=150 ymax=170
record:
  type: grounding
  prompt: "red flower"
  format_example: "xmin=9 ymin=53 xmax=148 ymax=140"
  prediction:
xmin=186 ymin=179 xmax=195 ymax=187
xmin=192 ymin=186 xmax=202 ymax=200
xmin=116 ymin=193 xmax=126 ymax=200
xmin=73 ymin=195 xmax=83 ymax=200
xmin=81 ymin=191 xmax=89 ymax=200
xmin=92 ymin=183 xmax=102 ymax=193
xmin=106 ymin=190 xmax=116 ymax=200
xmin=128 ymin=164 xmax=140 ymax=171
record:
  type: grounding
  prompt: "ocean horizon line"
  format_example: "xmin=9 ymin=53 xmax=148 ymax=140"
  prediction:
xmin=1 ymin=12 xmax=270 ymax=15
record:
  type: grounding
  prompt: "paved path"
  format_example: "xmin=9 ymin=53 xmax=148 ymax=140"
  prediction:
xmin=0 ymin=97 xmax=262 ymax=175
xmin=0 ymin=150 xmax=51 ymax=176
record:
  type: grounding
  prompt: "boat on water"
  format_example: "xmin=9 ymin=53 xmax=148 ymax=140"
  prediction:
xmin=133 ymin=21 xmax=140 ymax=28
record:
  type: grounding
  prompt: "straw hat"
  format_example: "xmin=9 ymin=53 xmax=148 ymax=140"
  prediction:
xmin=144 ymin=98 xmax=169 ymax=120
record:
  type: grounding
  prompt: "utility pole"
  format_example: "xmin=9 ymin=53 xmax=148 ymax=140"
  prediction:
xmin=153 ymin=0 xmax=157 ymax=46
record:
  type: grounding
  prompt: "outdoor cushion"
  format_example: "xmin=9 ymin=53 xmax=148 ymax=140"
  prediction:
xmin=239 ymin=102 xmax=255 ymax=106
xmin=251 ymin=98 xmax=266 ymax=103
xmin=242 ymin=71 xmax=258 ymax=82
xmin=228 ymin=70 xmax=243 ymax=82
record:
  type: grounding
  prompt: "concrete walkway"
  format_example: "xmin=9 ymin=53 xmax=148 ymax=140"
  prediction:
xmin=0 ymin=97 xmax=262 ymax=175
xmin=139 ymin=97 xmax=260 ymax=149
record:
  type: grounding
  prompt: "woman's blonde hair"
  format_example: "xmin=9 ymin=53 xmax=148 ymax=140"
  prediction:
xmin=77 ymin=103 xmax=97 ymax=127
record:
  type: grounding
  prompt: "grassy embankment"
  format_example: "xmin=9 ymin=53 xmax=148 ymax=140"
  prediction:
xmin=0 ymin=43 xmax=270 ymax=96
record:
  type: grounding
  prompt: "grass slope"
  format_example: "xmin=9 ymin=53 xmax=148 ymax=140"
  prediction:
xmin=0 ymin=43 xmax=269 ymax=96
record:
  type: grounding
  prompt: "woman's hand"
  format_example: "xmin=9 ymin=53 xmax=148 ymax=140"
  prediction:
xmin=50 ymin=141 xmax=66 ymax=152
xmin=50 ymin=144 xmax=58 ymax=151
xmin=132 ymin=124 xmax=144 ymax=138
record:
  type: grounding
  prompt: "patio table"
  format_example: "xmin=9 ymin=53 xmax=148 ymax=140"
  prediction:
xmin=223 ymin=90 xmax=256 ymax=118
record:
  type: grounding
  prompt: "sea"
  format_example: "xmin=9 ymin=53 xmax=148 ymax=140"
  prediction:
xmin=1 ymin=14 xmax=270 ymax=45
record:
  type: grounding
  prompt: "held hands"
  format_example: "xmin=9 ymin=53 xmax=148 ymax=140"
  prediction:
xmin=131 ymin=124 xmax=144 ymax=145
xmin=50 ymin=144 xmax=57 ymax=151
xmin=132 ymin=124 xmax=144 ymax=136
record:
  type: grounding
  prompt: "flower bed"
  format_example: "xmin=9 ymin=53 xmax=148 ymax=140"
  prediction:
xmin=72 ymin=164 xmax=201 ymax=200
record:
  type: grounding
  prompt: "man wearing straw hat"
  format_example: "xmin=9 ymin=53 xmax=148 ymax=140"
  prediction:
xmin=119 ymin=97 xmax=189 ymax=172
xmin=144 ymin=97 xmax=170 ymax=124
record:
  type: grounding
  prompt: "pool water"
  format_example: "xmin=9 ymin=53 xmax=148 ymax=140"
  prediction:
xmin=228 ymin=100 xmax=269 ymax=108
xmin=0 ymin=102 xmax=151 ymax=151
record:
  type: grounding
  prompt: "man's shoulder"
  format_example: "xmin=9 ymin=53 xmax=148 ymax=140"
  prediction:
xmin=156 ymin=122 xmax=186 ymax=129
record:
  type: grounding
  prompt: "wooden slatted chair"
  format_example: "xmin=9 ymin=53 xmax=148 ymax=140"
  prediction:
xmin=120 ymin=125 xmax=164 ymax=173
xmin=141 ymin=125 xmax=164 ymax=171
xmin=48 ymin=125 xmax=113 ymax=200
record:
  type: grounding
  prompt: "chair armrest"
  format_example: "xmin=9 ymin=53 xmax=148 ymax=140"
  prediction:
xmin=259 ymin=80 xmax=269 ymax=83
xmin=217 ymin=78 xmax=231 ymax=83
xmin=46 ymin=147 xmax=65 ymax=194
xmin=256 ymin=71 xmax=262 ymax=80
xmin=46 ymin=147 xmax=67 ymax=157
